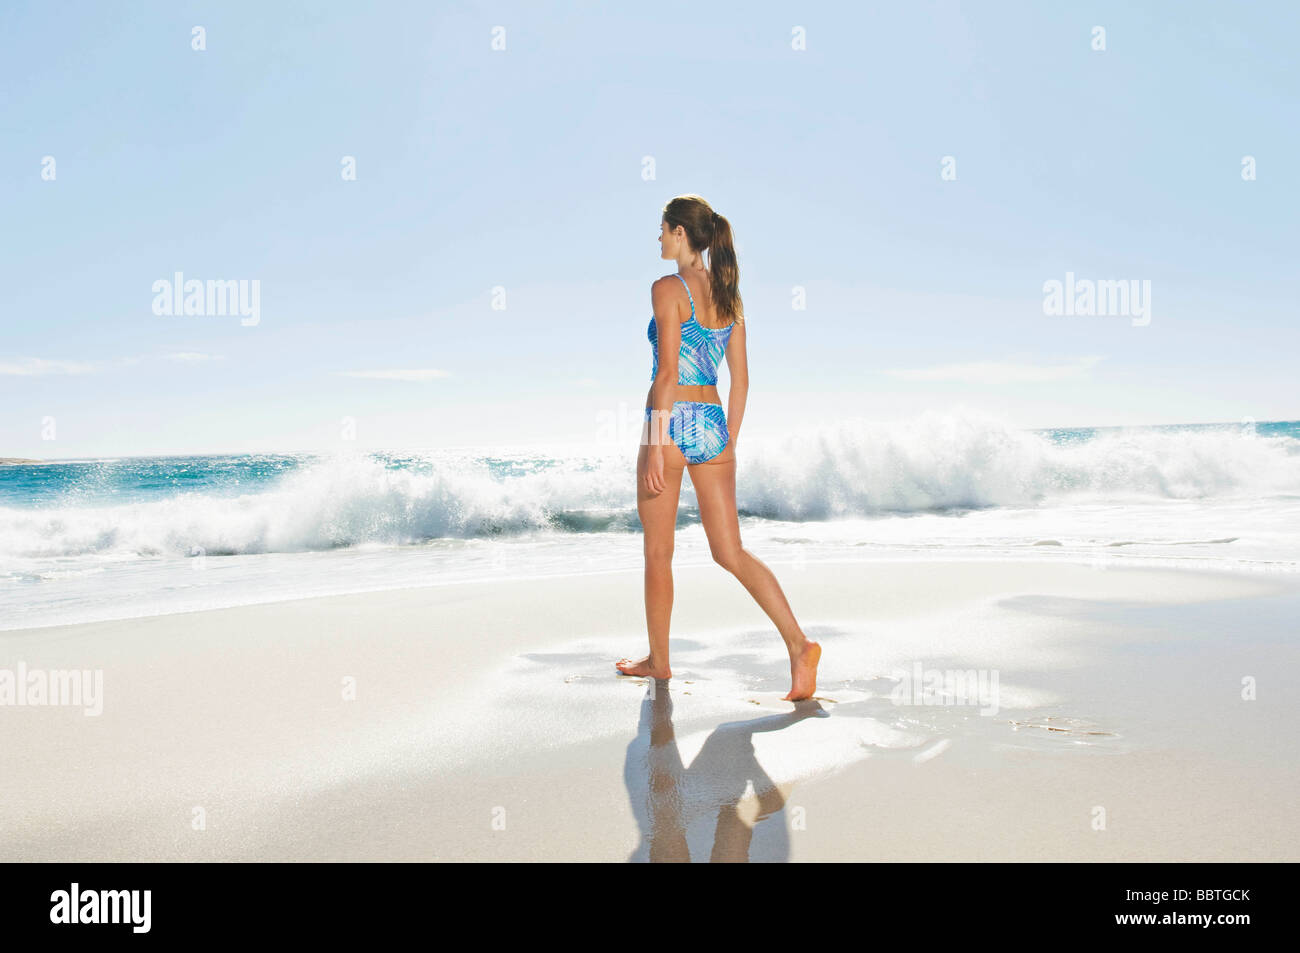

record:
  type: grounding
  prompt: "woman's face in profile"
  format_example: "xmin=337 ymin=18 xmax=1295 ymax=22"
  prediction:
xmin=659 ymin=219 xmax=680 ymax=259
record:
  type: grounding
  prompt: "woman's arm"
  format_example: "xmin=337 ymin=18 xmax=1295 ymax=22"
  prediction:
xmin=724 ymin=318 xmax=749 ymax=446
xmin=644 ymin=277 xmax=682 ymax=491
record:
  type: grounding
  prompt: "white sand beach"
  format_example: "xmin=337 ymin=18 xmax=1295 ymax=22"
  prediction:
xmin=2 ymin=558 xmax=1297 ymax=862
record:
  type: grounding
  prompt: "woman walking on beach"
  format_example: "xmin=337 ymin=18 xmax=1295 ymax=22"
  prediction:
xmin=616 ymin=195 xmax=821 ymax=701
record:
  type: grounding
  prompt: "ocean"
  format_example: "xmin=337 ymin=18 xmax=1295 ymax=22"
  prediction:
xmin=2 ymin=410 xmax=1298 ymax=631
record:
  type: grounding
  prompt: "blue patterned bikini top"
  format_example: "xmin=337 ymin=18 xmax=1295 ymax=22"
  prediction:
xmin=648 ymin=273 xmax=734 ymax=385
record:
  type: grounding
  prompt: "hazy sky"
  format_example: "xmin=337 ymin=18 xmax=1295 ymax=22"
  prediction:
xmin=2 ymin=0 xmax=1296 ymax=457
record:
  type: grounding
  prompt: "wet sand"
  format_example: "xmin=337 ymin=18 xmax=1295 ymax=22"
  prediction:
xmin=2 ymin=559 xmax=1296 ymax=861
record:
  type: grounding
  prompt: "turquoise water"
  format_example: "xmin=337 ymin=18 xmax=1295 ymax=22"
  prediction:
xmin=4 ymin=418 xmax=1296 ymax=516
xmin=2 ymin=413 xmax=1297 ymax=630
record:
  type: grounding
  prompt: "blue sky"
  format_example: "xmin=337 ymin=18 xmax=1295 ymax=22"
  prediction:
xmin=2 ymin=0 xmax=1296 ymax=457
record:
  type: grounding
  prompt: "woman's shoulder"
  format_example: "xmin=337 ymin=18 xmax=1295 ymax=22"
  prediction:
xmin=652 ymin=273 xmax=688 ymax=290
xmin=650 ymin=274 xmax=687 ymax=312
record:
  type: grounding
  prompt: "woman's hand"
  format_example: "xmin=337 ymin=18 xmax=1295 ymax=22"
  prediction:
xmin=642 ymin=446 xmax=666 ymax=495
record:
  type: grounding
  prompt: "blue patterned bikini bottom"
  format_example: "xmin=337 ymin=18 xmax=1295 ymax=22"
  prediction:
xmin=643 ymin=401 xmax=729 ymax=464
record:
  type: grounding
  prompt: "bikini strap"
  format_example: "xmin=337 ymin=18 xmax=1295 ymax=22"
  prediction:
xmin=673 ymin=273 xmax=695 ymax=319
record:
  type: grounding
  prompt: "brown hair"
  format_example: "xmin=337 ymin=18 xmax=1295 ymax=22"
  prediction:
xmin=662 ymin=194 xmax=744 ymax=326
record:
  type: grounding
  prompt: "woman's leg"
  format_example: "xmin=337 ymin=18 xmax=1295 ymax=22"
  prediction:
xmin=617 ymin=436 xmax=687 ymax=678
xmin=689 ymin=440 xmax=821 ymax=700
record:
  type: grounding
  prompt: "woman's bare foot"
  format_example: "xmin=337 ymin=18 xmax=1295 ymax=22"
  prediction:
xmin=783 ymin=640 xmax=821 ymax=701
xmin=615 ymin=655 xmax=671 ymax=679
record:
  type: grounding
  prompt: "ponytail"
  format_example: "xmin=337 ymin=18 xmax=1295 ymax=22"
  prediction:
xmin=662 ymin=195 xmax=745 ymax=325
xmin=708 ymin=211 xmax=744 ymax=326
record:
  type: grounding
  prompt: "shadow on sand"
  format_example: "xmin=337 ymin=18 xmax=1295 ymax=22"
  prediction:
xmin=624 ymin=681 xmax=826 ymax=862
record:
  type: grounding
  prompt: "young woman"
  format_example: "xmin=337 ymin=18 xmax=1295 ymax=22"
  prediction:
xmin=616 ymin=195 xmax=821 ymax=701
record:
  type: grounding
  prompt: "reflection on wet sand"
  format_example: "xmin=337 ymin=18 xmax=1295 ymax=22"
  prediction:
xmin=625 ymin=681 xmax=827 ymax=862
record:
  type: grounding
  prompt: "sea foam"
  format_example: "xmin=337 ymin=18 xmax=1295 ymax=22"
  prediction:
xmin=1 ymin=411 xmax=1296 ymax=562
